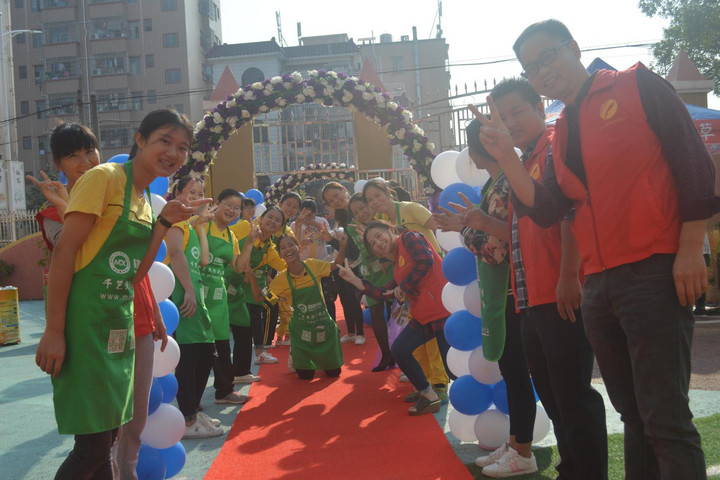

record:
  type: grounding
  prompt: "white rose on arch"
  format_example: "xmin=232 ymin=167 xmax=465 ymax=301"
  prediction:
xmin=291 ymin=71 xmax=302 ymax=83
xmin=251 ymin=82 xmax=263 ymax=90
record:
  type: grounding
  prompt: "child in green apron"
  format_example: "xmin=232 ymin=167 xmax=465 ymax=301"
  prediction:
xmin=201 ymin=188 xmax=248 ymax=405
xmin=268 ymin=232 xmax=348 ymax=379
xmin=37 ymin=109 xmax=201 ymax=478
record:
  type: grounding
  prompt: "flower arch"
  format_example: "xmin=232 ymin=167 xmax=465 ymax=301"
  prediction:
xmin=174 ymin=70 xmax=439 ymax=199
xmin=264 ymin=163 xmax=355 ymax=204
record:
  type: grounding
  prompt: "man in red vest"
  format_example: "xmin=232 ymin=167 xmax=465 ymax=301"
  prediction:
xmin=473 ymin=19 xmax=712 ymax=480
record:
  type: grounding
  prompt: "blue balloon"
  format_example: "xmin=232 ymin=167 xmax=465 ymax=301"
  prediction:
xmin=155 ymin=240 xmax=167 ymax=263
xmin=245 ymin=188 xmax=264 ymax=205
xmin=149 ymin=176 xmax=169 ymax=196
xmin=441 ymin=247 xmax=477 ymax=286
xmin=531 ymin=378 xmax=540 ymax=403
xmin=148 ymin=378 xmax=163 ymax=415
xmin=108 ymin=154 xmax=129 ymax=164
xmin=157 ymin=373 xmax=178 ymax=404
xmin=439 ymin=182 xmax=481 ymax=213
xmin=158 ymin=300 xmax=179 ymax=336
xmin=136 ymin=444 xmax=166 ymax=480
xmin=449 ymin=375 xmax=493 ymax=415
xmin=491 ymin=380 xmax=509 ymax=414
xmin=362 ymin=308 xmax=372 ymax=325
xmin=58 ymin=171 xmax=68 ymax=185
xmin=158 ymin=442 xmax=186 ymax=478
xmin=443 ymin=310 xmax=483 ymax=351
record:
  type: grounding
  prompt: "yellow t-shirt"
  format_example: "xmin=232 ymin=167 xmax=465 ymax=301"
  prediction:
xmin=161 ymin=219 xmax=193 ymax=265
xmin=230 ymin=220 xmax=286 ymax=271
xmin=208 ymin=221 xmax=240 ymax=255
xmin=397 ymin=201 xmax=442 ymax=254
xmin=65 ymin=163 xmax=152 ymax=272
xmin=269 ymin=259 xmax=332 ymax=307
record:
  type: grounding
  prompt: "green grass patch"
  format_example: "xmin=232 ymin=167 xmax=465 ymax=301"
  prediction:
xmin=466 ymin=414 xmax=720 ymax=479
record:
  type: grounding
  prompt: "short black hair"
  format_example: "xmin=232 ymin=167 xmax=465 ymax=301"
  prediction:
xmin=491 ymin=78 xmax=541 ymax=106
xmin=300 ymin=198 xmax=317 ymax=213
xmin=242 ymin=197 xmax=256 ymax=208
xmin=465 ymin=118 xmax=493 ymax=160
xmin=50 ymin=123 xmax=99 ymax=164
xmin=280 ymin=191 xmax=301 ymax=207
xmin=513 ymin=19 xmax=573 ymax=57
xmin=218 ymin=188 xmax=242 ymax=203
xmin=172 ymin=175 xmax=204 ymax=196
xmin=129 ymin=109 xmax=193 ymax=159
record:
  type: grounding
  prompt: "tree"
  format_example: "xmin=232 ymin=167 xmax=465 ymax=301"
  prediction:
xmin=638 ymin=0 xmax=720 ymax=96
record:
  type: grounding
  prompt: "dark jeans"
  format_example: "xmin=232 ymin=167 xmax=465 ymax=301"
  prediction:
xmin=522 ymin=303 xmax=608 ymax=479
xmin=213 ymin=339 xmax=235 ymax=399
xmin=55 ymin=429 xmax=118 ymax=480
xmin=321 ymin=276 xmax=337 ymax=321
xmin=230 ymin=324 xmax=253 ymax=376
xmin=390 ymin=317 xmax=451 ymax=392
xmin=498 ymin=296 xmax=536 ymax=444
xmin=248 ymin=302 xmax=278 ymax=348
xmin=333 ymin=271 xmax=364 ymax=336
xmin=175 ymin=342 xmax=215 ymax=420
xmin=582 ymin=254 xmax=706 ymax=479
xmin=296 ymin=367 xmax=342 ymax=380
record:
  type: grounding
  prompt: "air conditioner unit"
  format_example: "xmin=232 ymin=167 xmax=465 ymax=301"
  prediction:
xmin=90 ymin=33 xmax=98 ymax=40
xmin=92 ymin=69 xmax=103 ymax=76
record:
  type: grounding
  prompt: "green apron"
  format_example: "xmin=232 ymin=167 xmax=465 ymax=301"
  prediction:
xmin=287 ymin=263 xmax=343 ymax=371
xmin=200 ymin=221 xmax=234 ymax=341
xmin=243 ymin=239 xmax=271 ymax=305
xmin=52 ymin=160 xmax=148 ymax=435
xmin=475 ymin=174 xmax=510 ymax=362
xmin=170 ymin=221 xmax=213 ymax=344
xmin=347 ymin=224 xmax=393 ymax=306
xmin=225 ymin=256 xmax=250 ymax=328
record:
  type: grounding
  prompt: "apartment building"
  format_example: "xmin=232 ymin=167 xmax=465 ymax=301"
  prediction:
xmin=8 ymin=0 xmax=221 ymax=177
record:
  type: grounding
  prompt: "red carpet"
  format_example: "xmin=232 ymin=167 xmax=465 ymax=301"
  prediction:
xmin=205 ymin=301 xmax=472 ymax=480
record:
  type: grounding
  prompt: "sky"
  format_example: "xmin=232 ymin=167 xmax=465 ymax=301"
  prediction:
xmin=219 ymin=0 xmax=719 ymax=109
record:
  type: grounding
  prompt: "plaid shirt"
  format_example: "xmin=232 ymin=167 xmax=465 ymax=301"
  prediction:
xmin=362 ymin=230 xmax=433 ymax=301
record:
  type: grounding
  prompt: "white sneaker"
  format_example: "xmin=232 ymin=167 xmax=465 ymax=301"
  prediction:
xmin=340 ymin=334 xmax=356 ymax=343
xmin=287 ymin=353 xmax=296 ymax=373
xmin=182 ymin=418 xmax=223 ymax=439
xmin=354 ymin=335 xmax=366 ymax=345
xmin=254 ymin=352 xmax=278 ymax=364
xmin=475 ymin=442 xmax=509 ymax=467
xmin=481 ymin=447 xmax=538 ymax=478
xmin=197 ymin=411 xmax=221 ymax=427
xmin=234 ymin=374 xmax=261 ymax=384
xmin=214 ymin=391 xmax=248 ymax=404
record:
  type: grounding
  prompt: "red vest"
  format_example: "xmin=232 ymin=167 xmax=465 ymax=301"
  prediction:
xmin=394 ymin=231 xmax=450 ymax=324
xmin=552 ymin=64 xmax=680 ymax=275
xmin=510 ymin=128 xmax=564 ymax=307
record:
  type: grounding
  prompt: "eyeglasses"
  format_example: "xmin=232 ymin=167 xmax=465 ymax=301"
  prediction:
xmin=520 ymin=40 xmax=571 ymax=79
xmin=220 ymin=202 xmax=241 ymax=212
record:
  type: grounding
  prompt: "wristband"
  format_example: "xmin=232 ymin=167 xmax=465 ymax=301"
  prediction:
xmin=157 ymin=215 xmax=172 ymax=228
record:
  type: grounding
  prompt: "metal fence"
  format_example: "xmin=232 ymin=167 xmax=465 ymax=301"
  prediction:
xmin=0 ymin=210 xmax=41 ymax=246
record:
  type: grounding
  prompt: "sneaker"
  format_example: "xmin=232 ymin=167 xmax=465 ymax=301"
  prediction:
xmin=287 ymin=353 xmax=296 ymax=373
xmin=475 ymin=442 xmax=509 ymax=467
xmin=277 ymin=338 xmax=291 ymax=346
xmin=214 ymin=391 xmax=249 ymax=404
xmin=182 ymin=418 xmax=223 ymax=439
xmin=234 ymin=373 xmax=261 ymax=384
xmin=254 ymin=352 xmax=279 ymax=364
xmin=197 ymin=411 xmax=221 ymax=427
xmin=354 ymin=335 xmax=366 ymax=345
xmin=398 ymin=373 xmax=410 ymax=382
xmin=340 ymin=334 xmax=356 ymax=343
xmin=481 ymin=447 xmax=538 ymax=478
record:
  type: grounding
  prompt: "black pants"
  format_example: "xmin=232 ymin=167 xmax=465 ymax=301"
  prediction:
xmin=321 ymin=276 xmax=337 ymax=321
xmin=522 ymin=303 xmax=608 ymax=479
xmin=230 ymin=324 xmax=253 ymax=376
xmin=296 ymin=367 xmax=342 ymax=380
xmin=498 ymin=295 xmax=536 ymax=444
xmin=175 ymin=342 xmax=215 ymax=420
xmin=248 ymin=301 xmax=278 ymax=348
xmin=333 ymin=271 xmax=364 ymax=336
xmin=55 ymin=428 xmax=118 ymax=480
xmin=213 ymin=339 xmax=235 ymax=399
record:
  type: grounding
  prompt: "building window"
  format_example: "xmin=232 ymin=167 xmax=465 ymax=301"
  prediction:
xmin=46 ymin=23 xmax=74 ymax=44
xmin=143 ymin=18 xmax=152 ymax=32
xmin=32 ymin=32 xmax=42 ymax=48
xmin=391 ymin=56 xmax=403 ymax=72
xmin=93 ymin=54 xmax=127 ymax=75
xmin=47 ymin=58 xmax=78 ymax=80
xmin=100 ymin=127 xmax=130 ymax=149
xmin=148 ymin=90 xmax=157 ymax=104
xmin=16 ymin=33 xmax=25 ymax=44
xmin=129 ymin=56 xmax=141 ymax=75
xmin=145 ymin=55 xmax=154 ymax=68
xmin=15 ymin=0 xmax=23 ymax=8
xmin=128 ymin=21 xmax=140 ymax=40
xmin=241 ymin=67 xmax=264 ymax=87
xmin=33 ymin=65 xmax=44 ymax=83
xmin=49 ymin=94 xmax=76 ymax=116
xmin=23 ymin=137 xmax=32 ymax=150
xmin=163 ymin=33 xmax=179 ymax=48
xmin=161 ymin=0 xmax=176 ymax=11
xmin=36 ymin=100 xmax=47 ymax=119
xmin=131 ymin=92 xmax=143 ymax=111
xmin=19 ymin=65 xmax=27 ymax=79
xmin=20 ymin=101 xmax=29 ymax=114
xmin=97 ymin=90 xmax=129 ymax=112
xmin=165 ymin=69 xmax=181 ymax=84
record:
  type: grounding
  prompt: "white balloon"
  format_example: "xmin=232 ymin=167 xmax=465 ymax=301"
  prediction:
xmin=533 ymin=404 xmax=551 ymax=443
xmin=153 ymin=336 xmax=180 ymax=377
xmin=148 ymin=261 xmax=175 ymax=303
xmin=254 ymin=203 xmax=267 ymax=217
xmin=455 ymin=147 xmax=490 ymax=187
xmin=141 ymin=403 xmax=186 ymax=449
xmin=430 ymin=150 xmax=462 ymax=189
xmin=474 ymin=409 xmax=510 ymax=450
xmin=150 ymin=193 xmax=167 ymax=217
xmin=436 ymin=229 xmax=464 ymax=252
xmin=448 ymin=409 xmax=479 ymax=442
xmin=441 ymin=282 xmax=466 ymax=313
xmin=469 ymin=346 xmax=503 ymax=385
xmin=446 ymin=347 xmax=472 ymax=377
xmin=354 ymin=179 xmax=368 ymax=194
xmin=463 ymin=281 xmax=483 ymax=317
